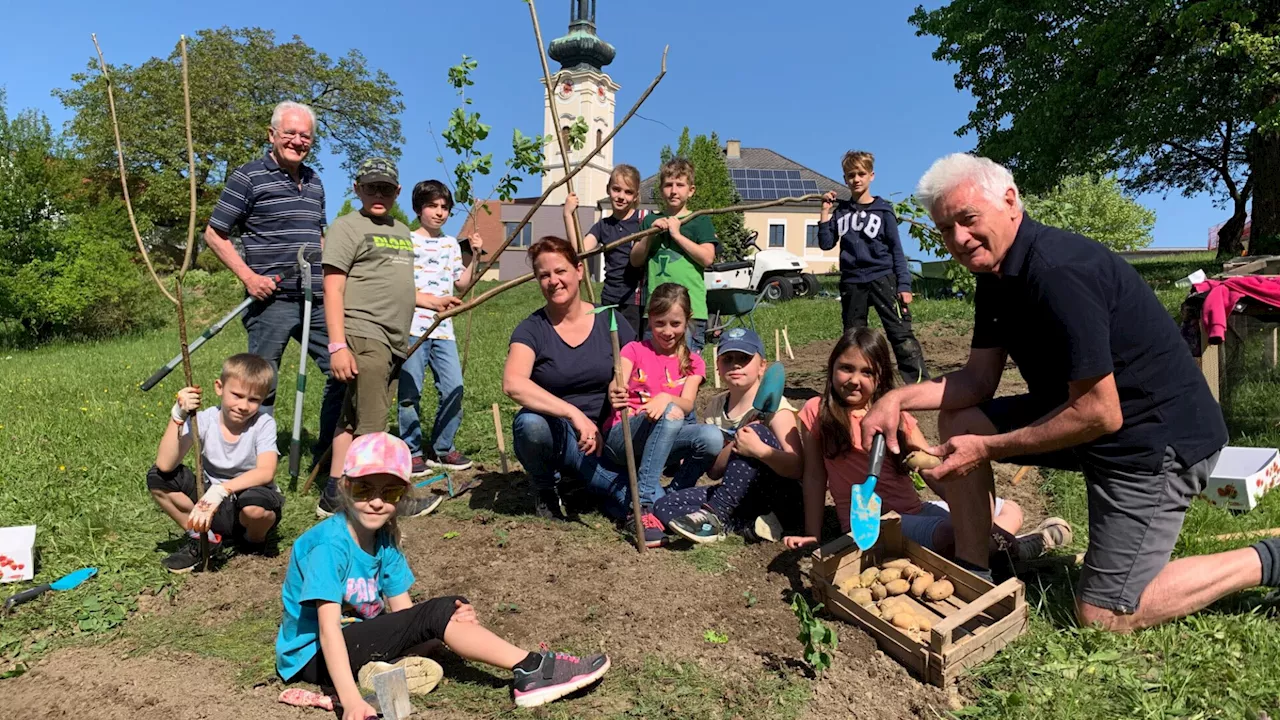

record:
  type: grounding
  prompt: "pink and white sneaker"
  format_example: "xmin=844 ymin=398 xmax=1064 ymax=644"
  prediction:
xmin=512 ymin=646 xmax=610 ymax=708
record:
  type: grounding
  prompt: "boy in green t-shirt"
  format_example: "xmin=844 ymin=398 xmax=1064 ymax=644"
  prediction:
xmin=630 ymin=157 xmax=719 ymax=353
xmin=318 ymin=158 xmax=437 ymax=519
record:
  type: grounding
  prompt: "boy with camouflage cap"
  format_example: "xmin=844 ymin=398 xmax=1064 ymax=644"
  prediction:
xmin=319 ymin=158 xmax=438 ymax=518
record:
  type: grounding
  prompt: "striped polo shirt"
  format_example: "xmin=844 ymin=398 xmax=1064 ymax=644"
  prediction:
xmin=209 ymin=153 xmax=326 ymax=298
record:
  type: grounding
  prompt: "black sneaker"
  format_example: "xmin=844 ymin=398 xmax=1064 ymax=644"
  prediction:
xmin=399 ymin=493 xmax=445 ymax=518
xmin=410 ymin=455 xmax=430 ymax=478
xmin=534 ymin=489 xmax=566 ymax=520
xmin=316 ymin=484 xmax=342 ymax=519
xmin=627 ymin=511 xmax=667 ymax=548
xmin=512 ymin=647 xmax=610 ymax=708
xmin=427 ymin=449 xmax=473 ymax=471
xmin=668 ymin=509 xmax=726 ymax=544
xmin=161 ymin=536 xmax=219 ymax=574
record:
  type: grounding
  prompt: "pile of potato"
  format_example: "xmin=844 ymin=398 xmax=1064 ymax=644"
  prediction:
xmin=835 ymin=558 xmax=955 ymax=642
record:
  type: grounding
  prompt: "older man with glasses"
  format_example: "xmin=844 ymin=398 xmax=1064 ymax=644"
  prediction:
xmin=205 ymin=101 xmax=343 ymax=467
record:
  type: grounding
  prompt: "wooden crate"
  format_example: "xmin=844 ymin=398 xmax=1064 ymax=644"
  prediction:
xmin=809 ymin=514 xmax=1028 ymax=686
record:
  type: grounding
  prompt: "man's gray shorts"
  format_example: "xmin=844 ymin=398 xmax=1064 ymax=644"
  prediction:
xmin=981 ymin=394 xmax=1219 ymax=614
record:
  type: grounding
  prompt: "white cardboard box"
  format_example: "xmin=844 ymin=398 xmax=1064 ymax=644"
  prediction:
xmin=0 ymin=525 xmax=36 ymax=583
xmin=1203 ymin=447 xmax=1280 ymax=512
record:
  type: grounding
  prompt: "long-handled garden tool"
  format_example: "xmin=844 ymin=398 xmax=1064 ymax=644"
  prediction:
xmin=850 ymin=433 xmax=887 ymax=551
xmin=590 ymin=305 xmax=646 ymax=552
xmin=288 ymin=246 xmax=313 ymax=485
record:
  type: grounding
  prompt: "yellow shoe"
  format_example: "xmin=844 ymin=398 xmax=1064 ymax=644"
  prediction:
xmin=358 ymin=656 xmax=444 ymax=695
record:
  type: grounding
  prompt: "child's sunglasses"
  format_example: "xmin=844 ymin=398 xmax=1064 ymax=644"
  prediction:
xmin=349 ymin=479 xmax=407 ymax=504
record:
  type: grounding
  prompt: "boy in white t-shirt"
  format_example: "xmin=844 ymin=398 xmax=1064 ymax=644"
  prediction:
xmin=397 ymin=180 xmax=484 ymax=475
xmin=147 ymin=353 xmax=284 ymax=573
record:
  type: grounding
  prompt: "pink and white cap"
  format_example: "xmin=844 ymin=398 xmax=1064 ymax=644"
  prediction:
xmin=343 ymin=432 xmax=412 ymax=483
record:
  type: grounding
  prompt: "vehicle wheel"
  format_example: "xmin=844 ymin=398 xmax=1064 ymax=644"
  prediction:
xmin=796 ymin=273 xmax=821 ymax=298
xmin=761 ymin=276 xmax=794 ymax=302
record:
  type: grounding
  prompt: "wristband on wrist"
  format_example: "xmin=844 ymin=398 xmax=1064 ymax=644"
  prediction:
xmin=199 ymin=484 xmax=230 ymax=508
xmin=328 ymin=342 xmax=348 ymax=354
xmin=171 ymin=402 xmax=190 ymax=424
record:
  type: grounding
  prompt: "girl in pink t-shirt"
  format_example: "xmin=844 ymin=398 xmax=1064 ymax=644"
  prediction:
xmin=606 ymin=283 xmax=723 ymax=547
xmin=783 ymin=328 xmax=1031 ymax=558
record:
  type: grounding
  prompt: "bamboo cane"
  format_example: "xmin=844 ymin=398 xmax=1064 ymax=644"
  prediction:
xmin=95 ymin=33 xmax=210 ymax=569
xmin=527 ymin=0 xmax=594 ymax=303
xmin=492 ymin=403 xmax=509 ymax=474
xmin=608 ymin=309 xmax=646 ymax=553
xmin=783 ymin=327 xmax=794 ymax=360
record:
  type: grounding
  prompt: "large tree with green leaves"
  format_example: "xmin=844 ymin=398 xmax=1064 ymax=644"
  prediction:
xmin=56 ymin=27 xmax=404 ymax=253
xmin=1023 ymin=175 xmax=1156 ymax=254
xmin=659 ymin=128 xmax=752 ymax=260
xmin=910 ymin=0 xmax=1278 ymax=258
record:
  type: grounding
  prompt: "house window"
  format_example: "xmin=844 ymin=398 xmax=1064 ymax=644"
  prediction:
xmin=768 ymin=221 xmax=786 ymax=248
xmin=805 ymin=222 xmax=819 ymax=248
xmin=504 ymin=221 xmax=533 ymax=248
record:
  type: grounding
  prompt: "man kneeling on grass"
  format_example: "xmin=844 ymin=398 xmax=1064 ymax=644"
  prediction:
xmin=147 ymin=353 xmax=285 ymax=573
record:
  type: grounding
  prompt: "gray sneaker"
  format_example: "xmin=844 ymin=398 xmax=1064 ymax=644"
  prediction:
xmin=669 ymin=509 xmax=726 ymax=544
xmin=399 ymin=493 xmax=445 ymax=518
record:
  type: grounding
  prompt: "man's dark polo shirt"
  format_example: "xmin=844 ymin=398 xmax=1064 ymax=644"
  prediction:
xmin=209 ymin=153 xmax=325 ymax=299
xmin=971 ymin=215 xmax=1226 ymax=473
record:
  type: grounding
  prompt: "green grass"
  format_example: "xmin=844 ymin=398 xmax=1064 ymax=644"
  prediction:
xmin=5 ymin=263 xmax=1280 ymax=718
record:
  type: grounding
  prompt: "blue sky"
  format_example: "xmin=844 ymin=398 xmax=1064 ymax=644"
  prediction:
xmin=4 ymin=0 xmax=1224 ymax=257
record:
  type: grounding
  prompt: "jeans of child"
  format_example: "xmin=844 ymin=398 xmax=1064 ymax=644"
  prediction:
xmin=511 ymin=410 xmax=631 ymax=519
xmin=242 ymin=297 xmax=343 ymax=461
xmin=604 ymin=404 xmax=724 ymax=508
xmin=292 ymin=595 xmax=466 ymax=687
xmin=397 ymin=336 xmax=463 ymax=458
xmin=651 ymin=423 xmax=801 ymax=529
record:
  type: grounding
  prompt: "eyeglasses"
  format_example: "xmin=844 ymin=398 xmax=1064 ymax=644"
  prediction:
xmin=360 ymin=183 xmax=398 ymax=197
xmin=348 ymin=479 xmax=407 ymax=504
xmin=273 ymin=128 xmax=314 ymax=144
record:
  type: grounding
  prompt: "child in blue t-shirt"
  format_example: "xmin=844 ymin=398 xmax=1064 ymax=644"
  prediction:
xmin=275 ymin=433 xmax=609 ymax=715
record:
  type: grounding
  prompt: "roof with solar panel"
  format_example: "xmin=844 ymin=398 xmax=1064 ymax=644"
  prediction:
xmin=639 ymin=144 xmax=848 ymax=207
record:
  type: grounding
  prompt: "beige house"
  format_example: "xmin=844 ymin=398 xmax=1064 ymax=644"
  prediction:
xmin=639 ymin=141 xmax=849 ymax=273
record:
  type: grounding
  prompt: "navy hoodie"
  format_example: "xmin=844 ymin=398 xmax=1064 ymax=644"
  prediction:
xmin=817 ymin=197 xmax=912 ymax=291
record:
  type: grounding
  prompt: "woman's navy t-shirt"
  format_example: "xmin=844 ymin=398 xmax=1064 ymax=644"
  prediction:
xmin=510 ymin=306 xmax=637 ymax=427
xmin=590 ymin=211 xmax=646 ymax=308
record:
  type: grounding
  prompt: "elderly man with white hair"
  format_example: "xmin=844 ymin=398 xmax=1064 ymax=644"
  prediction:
xmin=860 ymin=153 xmax=1280 ymax=632
xmin=205 ymin=101 xmax=344 ymax=471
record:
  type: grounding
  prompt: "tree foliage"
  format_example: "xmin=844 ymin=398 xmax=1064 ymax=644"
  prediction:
xmin=0 ymin=95 xmax=158 ymax=340
xmin=910 ymin=0 xmax=1278 ymax=258
xmin=659 ymin=128 xmax=752 ymax=261
xmin=1023 ymin=175 xmax=1156 ymax=254
xmin=56 ymin=27 xmax=404 ymax=249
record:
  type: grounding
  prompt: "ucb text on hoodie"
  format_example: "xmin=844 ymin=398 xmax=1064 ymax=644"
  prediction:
xmin=817 ymin=197 xmax=912 ymax=291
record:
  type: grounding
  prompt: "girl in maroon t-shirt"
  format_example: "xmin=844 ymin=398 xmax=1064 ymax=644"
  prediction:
xmin=783 ymin=328 xmax=1035 ymax=558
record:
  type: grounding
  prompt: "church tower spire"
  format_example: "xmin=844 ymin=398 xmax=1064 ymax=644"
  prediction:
xmin=540 ymin=0 xmax=618 ymax=203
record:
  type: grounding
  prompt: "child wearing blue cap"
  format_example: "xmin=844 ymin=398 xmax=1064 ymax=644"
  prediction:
xmin=654 ymin=328 xmax=804 ymax=543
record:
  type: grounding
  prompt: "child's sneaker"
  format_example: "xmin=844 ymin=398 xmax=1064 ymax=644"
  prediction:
xmin=1011 ymin=517 xmax=1073 ymax=563
xmin=316 ymin=483 xmax=342 ymax=519
xmin=161 ymin=536 xmax=220 ymax=574
xmin=751 ymin=512 xmax=783 ymax=543
xmin=358 ymin=656 xmax=444 ymax=695
xmin=512 ymin=648 xmax=610 ymax=708
xmin=410 ymin=455 xmax=430 ymax=478
xmin=668 ymin=509 xmax=726 ymax=544
xmin=427 ymin=449 xmax=473 ymax=471
xmin=627 ymin=511 xmax=667 ymax=548
xmin=399 ymin=493 xmax=445 ymax=518
xmin=534 ymin=489 xmax=566 ymax=520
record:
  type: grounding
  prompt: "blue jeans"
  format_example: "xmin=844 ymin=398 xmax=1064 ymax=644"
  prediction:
xmin=604 ymin=405 xmax=724 ymax=508
xmin=242 ymin=297 xmax=343 ymax=461
xmin=397 ymin=336 xmax=463 ymax=458
xmin=511 ymin=410 xmax=630 ymax=519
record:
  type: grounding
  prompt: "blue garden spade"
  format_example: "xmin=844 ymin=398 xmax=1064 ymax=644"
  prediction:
xmin=850 ymin=433 xmax=887 ymax=551
xmin=3 ymin=567 xmax=97 ymax=614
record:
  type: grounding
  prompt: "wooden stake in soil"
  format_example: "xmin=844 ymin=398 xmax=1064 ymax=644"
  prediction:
xmin=95 ymin=33 xmax=209 ymax=569
xmin=1212 ymin=528 xmax=1280 ymax=542
xmin=608 ymin=309 xmax=646 ymax=553
xmin=492 ymin=403 xmax=510 ymax=474
xmin=783 ymin=326 xmax=794 ymax=360
xmin=1011 ymin=466 xmax=1031 ymax=485
xmin=775 ymin=328 xmax=782 ymax=362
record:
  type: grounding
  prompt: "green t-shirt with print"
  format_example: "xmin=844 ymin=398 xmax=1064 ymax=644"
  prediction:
xmin=641 ymin=212 xmax=718 ymax=320
xmin=322 ymin=211 xmax=415 ymax=357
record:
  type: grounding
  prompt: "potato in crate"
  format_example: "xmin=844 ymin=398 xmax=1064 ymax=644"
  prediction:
xmin=809 ymin=513 xmax=1028 ymax=686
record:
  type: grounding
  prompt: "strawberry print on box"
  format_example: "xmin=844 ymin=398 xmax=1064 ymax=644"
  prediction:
xmin=1203 ymin=447 xmax=1280 ymax=512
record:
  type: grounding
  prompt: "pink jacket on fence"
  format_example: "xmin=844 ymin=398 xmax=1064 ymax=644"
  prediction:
xmin=1192 ymin=276 xmax=1280 ymax=343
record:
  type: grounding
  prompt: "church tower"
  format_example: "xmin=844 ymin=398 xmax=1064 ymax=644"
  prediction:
xmin=541 ymin=0 xmax=618 ymax=205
